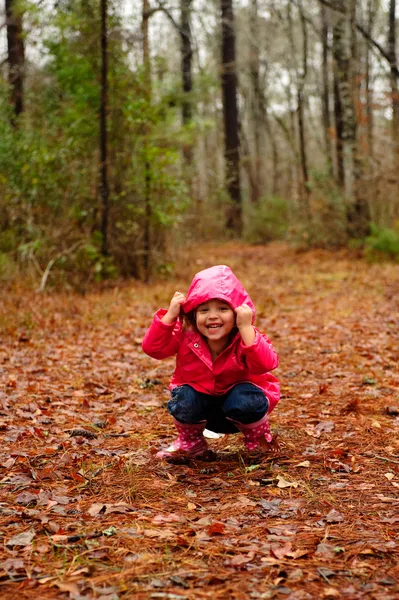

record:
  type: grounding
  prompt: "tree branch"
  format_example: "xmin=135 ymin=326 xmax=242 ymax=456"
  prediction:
xmin=317 ymin=0 xmax=399 ymax=78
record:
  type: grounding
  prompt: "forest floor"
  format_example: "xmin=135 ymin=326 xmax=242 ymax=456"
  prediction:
xmin=0 ymin=242 xmax=399 ymax=600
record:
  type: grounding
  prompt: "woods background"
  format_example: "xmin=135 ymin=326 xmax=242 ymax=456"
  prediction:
xmin=1 ymin=0 xmax=399 ymax=288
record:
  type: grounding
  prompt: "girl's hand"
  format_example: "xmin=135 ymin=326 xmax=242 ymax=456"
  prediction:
xmin=235 ymin=303 xmax=255 ymax=346
xmin=162 ymin=291 xmax=186 ymax=324
xmin=235 ymin=303 xmax=253 ymax=328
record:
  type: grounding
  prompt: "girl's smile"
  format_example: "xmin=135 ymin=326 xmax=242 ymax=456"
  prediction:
xmin=195 ymin=299 xmax=236 ymax=344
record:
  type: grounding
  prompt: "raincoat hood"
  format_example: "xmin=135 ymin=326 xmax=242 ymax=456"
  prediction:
xmin=182 ymin=265 xmax=256 ymax=320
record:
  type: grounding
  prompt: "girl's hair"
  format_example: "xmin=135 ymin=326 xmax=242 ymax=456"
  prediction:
xmin=182 ymin=309 xmax=197 ymax=332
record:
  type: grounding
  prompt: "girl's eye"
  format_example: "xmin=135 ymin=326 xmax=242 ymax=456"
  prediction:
xmin=220 ymin=307 xmax=229 ymax=311
xmin=198 ymin=308 xmax=208 ymax=313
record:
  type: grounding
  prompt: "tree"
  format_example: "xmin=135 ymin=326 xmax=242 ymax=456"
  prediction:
xmin=99 ymin=0 xmax=109 ymax=256
xmin=142 ymin=0 xmax=152 ymax=281
xmin=388 ymin=0 xmax=399 ymax=157
xmin=248 ymin=0 xmax=261 ymax=203
xmin=180 ymin=0 xmax=193 ymax=128
xmin=221 ymin=0 xmax=242 ymax=234
xmin=5 ymin=0 xmax=25 ymax=123
xmin=332 ymin=0 xmax=369 ymax=237
xmin=320 ymin=2 xmax=333 ymax=170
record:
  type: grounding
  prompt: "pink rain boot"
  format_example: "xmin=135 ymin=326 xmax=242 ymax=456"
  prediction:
xmin=156 ymin=419 xmax=209 ymax=459
xmin=232 ymin=414 xmax=273 ymax=451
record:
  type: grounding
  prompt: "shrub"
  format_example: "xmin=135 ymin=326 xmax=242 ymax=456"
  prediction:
xmin=365 ymin=223 xmax=399 ymax=261
xmin=244 ymin=196 xmax=289 ymax=244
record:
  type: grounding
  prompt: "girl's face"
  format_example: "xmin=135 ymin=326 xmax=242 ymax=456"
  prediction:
xmin=195 ymin=299 xmax=236 ymax=343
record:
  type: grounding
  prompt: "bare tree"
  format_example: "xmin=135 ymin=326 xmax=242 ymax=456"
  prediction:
xmin=288 ymin=0 xmax=309 ymax=211
xmin=142 ymin=0 xmax=152 ymax=281
xmin=320 ymin=2 xmax=333 ymax=170
xmin=100 ymin=0 xmax=109 ymax=256
xmin=332 ymin=0 xmax=370 ymax=237
xmin=332 ymin=0 xmax=357 ymax=194
xmin=249 ymin=0 xmax=261 ymax=203
xmin=180 ymin=0 xmax=193 ymax=127
xmin=365 ymin=0 xmax=377 ymax=158
xmin=221 ymin=0 xmax=242 ymax=235
xmin=5 ymin=0 xmax=24 ymax=123
xmin=388 ymin=0 xmax=399 ymax=156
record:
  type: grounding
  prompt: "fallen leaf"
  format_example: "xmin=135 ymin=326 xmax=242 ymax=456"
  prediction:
xmin=16 ymin=491 xmax=38 ymax=505
xmin=271 ymin=542 xmax=293 ymax=559
xmin=52 ymin=582 xmax=81 ymax=594
xmin=325 ymin=510 xmax=344 ymax=523
xmin=315 ymin=421 xmax=335 ymax=435
xmin=276 ymin=475 xmax=299 ymax=488
xmin=318 ymin=567 xmax=336 ymax=580
xmin=88 ymin=503 xmax=107 ymax=516
xmin=226 ymin=552 xmax=255 ymax=567
xmin=384 ymin=473 xmax=395 ymax=481
xmin=152 ymin=513 xmax=186 ymax=524
xmin=196 ymin=516 xmax=212 ymax=526
xmin=322 ymin=587 xmax=341 ymax=598
xmin=208 ymin=522 xmax=225 ymax=535
xmin=315 ymin=543 xmax=336 ymax=559
xmin=3 ymin=558 xmax=25 ymax=576
xmin=105 ymin=502 xmax=135 ymax=514
xmin=6 ymin=530 xmax=36 ymax=547
xmin=295 ymin=460 xmax=310 ymax=468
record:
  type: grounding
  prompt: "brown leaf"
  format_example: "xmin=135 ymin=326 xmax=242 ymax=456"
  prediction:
xmin=52 ymin=582 xmax=81 ymax=595
xmin=208 ymin=522 xmax=225 ymax=535
xmin=315 ymin=543 xmax=336 ymax=559
xmin=3 ymin=558 xmax=25 ymax=576
xmin=16 ymin=491 xmax=38 ymax=505
xmin=6 ymin=530 xmax=36 ymax=547
xmin=88 ymin=503 xmax=107 ymax=516
xmin=271 ymin=542 xmax=293 ymax=559
xmin=226 ymin=552 xmax=255 ymax=567
xmin=326 ymin=510 xmax=344 ymax=523
xmin=152 ymin=513 xmax=187 ymax=524
xmin=276 ymin=475 xmax=299 ymax=488
xmin=69 ymin=470 xmax=86 ymax=483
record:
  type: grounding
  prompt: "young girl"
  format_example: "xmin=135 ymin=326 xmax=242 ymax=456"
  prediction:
xmin=142 ymin=265 xmax=279 ymax=459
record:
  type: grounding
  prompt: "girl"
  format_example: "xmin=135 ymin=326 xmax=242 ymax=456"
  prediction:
xmin=142 ymin=265 xmax=279 ymax=459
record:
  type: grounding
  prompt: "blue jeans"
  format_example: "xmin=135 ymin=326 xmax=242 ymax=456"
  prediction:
xmin=167 ymin=383 xmax=269 ymax=433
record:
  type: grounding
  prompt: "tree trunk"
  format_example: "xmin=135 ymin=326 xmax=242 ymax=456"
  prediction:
xmin=142 ymin=0 xmax=152 ymax=281
xmin=388 ymin=0 xmax=399 ymax=158
xmin=298 ymin=2 xmax=309 ymax=208
xmin=220 ymin=0 xmax=242 ymax=235
xmin=263 ymin=101 xmax=279 ymax=196
xmin=333 ymin=73 xmax=345 ymax=187
xmin=320 ymin=2 xmax=333 ymax=171
xmin=5 ymin=0 xmax=25 ymax=124
xmin=249 ymin=0 xmax=261 ymax=203
xmin=365 ymin=0 xmax=375 ymax=158
xmin=332 ymin=0 xmax=369 ymax=237
xmin=180 ymin=0 xmax=193 ymax=127
xmin=100 ymin=0 xmax=109 ymax=256
xmin=288 ymin=1 xmax=309 ymax=211
xmin=332 ymin=2 xmax=355 ymax=195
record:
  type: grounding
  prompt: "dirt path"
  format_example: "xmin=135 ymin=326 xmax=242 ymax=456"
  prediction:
xmin=0 ymin=243 xmax=398 ymax=600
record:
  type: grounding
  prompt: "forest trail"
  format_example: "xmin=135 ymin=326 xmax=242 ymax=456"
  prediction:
xmin=0 ymin=243 xmax=398 ymax=600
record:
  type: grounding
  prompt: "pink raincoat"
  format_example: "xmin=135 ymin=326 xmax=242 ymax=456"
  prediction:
xmin=142 ymin=265 xmax=280 ymax=412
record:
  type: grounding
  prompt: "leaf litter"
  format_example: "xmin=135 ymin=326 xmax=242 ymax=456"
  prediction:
xmin=0 ymin=242 xmax=398 ymax=599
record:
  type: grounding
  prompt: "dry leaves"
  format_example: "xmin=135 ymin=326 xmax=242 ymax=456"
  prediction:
xmin=0 ymin=243 xmax=398 ymax=599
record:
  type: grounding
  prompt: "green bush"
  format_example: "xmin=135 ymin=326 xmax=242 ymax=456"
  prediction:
xmin=244 ymin=196 xmax=289 ymax=244
xmin=0 ymin=252 xmax=16 ymax=281
xmin=294 ymin=171 xmax=347 ymax=248
xmin=365 ymin=223 xmax=399 ymax=261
